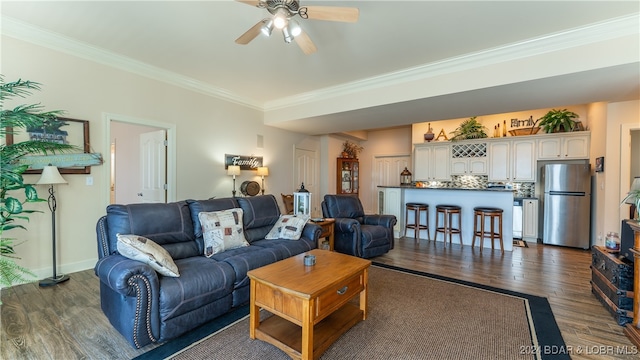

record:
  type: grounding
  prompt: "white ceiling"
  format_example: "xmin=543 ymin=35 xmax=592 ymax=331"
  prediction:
xmin=2 ymin=1 xmax=639 ymax=135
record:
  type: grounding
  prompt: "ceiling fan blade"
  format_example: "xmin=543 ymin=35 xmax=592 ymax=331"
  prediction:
xmin=235 ymin=0 xmax=262 ymax=7
xmin=235 ymin=20 xmax=264 ymax=45
xmin=295 ymin=30 xmax=317 ymax=55
xmin=303 ymin=6 xmax=359 ymax=22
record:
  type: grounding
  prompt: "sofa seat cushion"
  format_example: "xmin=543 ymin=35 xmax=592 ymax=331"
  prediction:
xmin=360 ymin=224 xmax=392 ymax=251
xmin=209 ymin=246 xmax=282 ymax=290
xmin=251 ymin=238 xmax=316 ymax=259
xmin=158 ymin=257 xmax=235 ymax=322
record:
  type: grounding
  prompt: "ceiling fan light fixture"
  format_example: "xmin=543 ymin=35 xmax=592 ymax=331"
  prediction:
xmin=282 ymin=26 xmax=294 ymax=43
xmin=287 ymin=19 xmax=302 ymax=37
xmin=273 ymin=8 xmax=288 ymax=29
xmin=261 ymin=18 xmax=274 ymax=36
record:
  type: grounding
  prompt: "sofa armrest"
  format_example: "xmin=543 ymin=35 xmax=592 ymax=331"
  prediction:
xmin=94 ymin=254 xmax=160 ymax=297
xmin=363 ymin=214 xmax=397 ymax=228
xmin=302 ymin=222 xmax=322 ymax=245
xmin=334 ymin=218 xmax=360 ymax=233
xmin=94 ymin=254 xmax=161 ymax=348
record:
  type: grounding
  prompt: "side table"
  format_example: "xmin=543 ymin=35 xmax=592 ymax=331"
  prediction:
xmin=312 ymin=218 xmax=335 ymax=251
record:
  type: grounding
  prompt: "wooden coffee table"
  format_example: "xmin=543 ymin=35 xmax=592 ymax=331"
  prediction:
xmin=248 ymin=249 xmax=371 ymax=360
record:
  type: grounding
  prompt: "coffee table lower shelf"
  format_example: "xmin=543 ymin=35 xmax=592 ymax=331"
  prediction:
xmin=254 ymin=303 xmax=363 ymax=360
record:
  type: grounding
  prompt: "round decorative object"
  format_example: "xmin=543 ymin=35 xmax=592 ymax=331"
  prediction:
xmin=240 ymin=180 xmax=260 ymax=196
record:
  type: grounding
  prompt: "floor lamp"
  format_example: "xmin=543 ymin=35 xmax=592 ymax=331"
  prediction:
xmin=227 ymin=165 xmax=241 ymax=197
xmin=257 ymin=166 xmax=269 ymax=195
xmin=36 ymin=165 xmax=70 ymax=287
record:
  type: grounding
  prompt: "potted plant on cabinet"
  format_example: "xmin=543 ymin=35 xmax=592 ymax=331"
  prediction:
xmin=0 ymin=77 xmax=75 ymax=294
xmin=449 ymin=116 xmax=488 ymax=141
xmin=537 ymin=109 xmax=580 ymax=133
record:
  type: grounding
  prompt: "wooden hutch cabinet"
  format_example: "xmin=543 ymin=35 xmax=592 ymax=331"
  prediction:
xmin=337 ymin=158 xmax=359 ymax=196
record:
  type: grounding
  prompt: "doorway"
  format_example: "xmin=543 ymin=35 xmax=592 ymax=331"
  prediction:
xmin=104 ymin=113 xmax=177 ymax=205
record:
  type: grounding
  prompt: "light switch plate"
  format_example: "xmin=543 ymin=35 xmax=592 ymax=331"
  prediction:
xmin=86 ymin=176 xmax=93 ymax=186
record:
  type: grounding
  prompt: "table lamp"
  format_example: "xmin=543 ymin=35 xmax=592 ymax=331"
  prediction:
xmin=227 ymin=165 xmax=241 ymax=197
xmin=256 ymin=166 xmax=269 ymax=195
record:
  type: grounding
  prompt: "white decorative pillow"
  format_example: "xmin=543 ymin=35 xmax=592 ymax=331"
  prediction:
xmin=198 ymin=208 xmax=249 ymax=257
xmin=116 ymin=234 xmax=180 ymax=277
xmin=265 ymin=214 xmax=310 ymax=240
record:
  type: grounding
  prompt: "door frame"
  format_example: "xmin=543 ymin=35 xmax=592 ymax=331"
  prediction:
xmin=103 ymin=113 xmax=177 ymax=205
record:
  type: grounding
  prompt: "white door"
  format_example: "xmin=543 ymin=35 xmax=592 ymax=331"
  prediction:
xmin=139 ymin=129 xmax=167 ymax=203
xmin=294 ymin=148 xmax=319 ymax=217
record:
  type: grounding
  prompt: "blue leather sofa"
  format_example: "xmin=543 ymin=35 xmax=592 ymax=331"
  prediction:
xmin=94 ymin=195 xmax=321 ymax=348
xmin=321 ymin=194 xmax=396 ymax=258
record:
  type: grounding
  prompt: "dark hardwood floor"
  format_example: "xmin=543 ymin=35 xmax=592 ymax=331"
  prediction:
xmin=1 ymin=238 xmax=637 ymax=359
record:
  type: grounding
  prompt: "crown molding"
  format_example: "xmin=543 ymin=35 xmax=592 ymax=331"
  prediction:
xmin=3 ymin=13 xmax=638 ymax=113
xmin=1 ymin=15 xmax=263 ymax=110
xmin=264 ymin=13 xmax=640 ymax=111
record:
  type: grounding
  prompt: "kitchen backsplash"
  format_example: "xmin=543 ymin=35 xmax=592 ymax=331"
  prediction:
xmin=415 ymin=175 xmax=535 ymax=197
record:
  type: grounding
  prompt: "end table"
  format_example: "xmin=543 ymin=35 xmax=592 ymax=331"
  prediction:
xmin=312 ymin=218 xmax=335 ymax=251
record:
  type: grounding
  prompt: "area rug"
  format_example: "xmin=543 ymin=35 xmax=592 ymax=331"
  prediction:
xmin=136 ymin=263 xmax=567 ymax=360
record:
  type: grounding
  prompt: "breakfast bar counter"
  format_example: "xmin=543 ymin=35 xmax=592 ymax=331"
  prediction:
xmin=378 ymin=186 xmax=514 ymax=251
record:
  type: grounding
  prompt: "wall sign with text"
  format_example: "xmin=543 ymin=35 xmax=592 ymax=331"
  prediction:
xmin=225 ymin=154 xmax=263 ymax=170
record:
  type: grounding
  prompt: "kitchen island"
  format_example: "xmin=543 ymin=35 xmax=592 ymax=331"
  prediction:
xmin=379 ymin=186 xmax=514 ymax=251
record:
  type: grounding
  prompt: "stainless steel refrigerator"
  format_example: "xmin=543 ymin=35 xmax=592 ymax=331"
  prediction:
xmin=541 ymin=163 xmax=591 ymax=249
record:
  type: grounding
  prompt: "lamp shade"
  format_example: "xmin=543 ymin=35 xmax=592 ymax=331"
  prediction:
xmin=227 ymin=165 xmax=241 ymax=176
xmin=256 ymin=167 xmax=269 ymax=177
xmin=36 ymin=165 xmax=67 ymax=185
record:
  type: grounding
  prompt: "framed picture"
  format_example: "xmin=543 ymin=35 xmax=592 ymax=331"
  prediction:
xmin=595 ymin=156 xmax=604 ymax=173
xmin=6 ymin=117 xmax=91 ymax=174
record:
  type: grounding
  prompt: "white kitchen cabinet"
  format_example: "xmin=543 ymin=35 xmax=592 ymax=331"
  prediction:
xmin=414 ymin=144 xmax=450 ymax=181
xmin=522 ymin=199 xmax=539 ymax=242
xmin=380 ymin=187 xmax=402 ymax=237
xmin=450 ymin=158 xmax=487 ymax=175
xmin=488 ymin=139 xmax=535 ymax=182
xmin=537 ymin=132 xmax=590 ymax=160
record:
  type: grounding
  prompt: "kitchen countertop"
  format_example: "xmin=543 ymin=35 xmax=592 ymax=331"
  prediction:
xmin=377 ymin=185 xmax=515 ymax=192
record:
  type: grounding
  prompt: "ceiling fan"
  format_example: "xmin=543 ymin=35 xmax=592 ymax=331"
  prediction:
xmin=235 ymin=0 xmax=359 ymax=55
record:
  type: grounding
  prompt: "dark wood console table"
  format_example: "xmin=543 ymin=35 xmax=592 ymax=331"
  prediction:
xmin=625 ymin=220 xmax=640 ymax=346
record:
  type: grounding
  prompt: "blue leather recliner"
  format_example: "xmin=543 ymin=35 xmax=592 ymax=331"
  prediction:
xmin=321 ymin=194 xmax=396 ymax=258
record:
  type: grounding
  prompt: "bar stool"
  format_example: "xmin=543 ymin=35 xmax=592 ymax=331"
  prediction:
xmin=473 ymin=207 xmax=504 ymax=253
xmin=404 ymin=202 xmax=430 ymax=241
xmin=434 ymin=205 xmax=462 ymax=246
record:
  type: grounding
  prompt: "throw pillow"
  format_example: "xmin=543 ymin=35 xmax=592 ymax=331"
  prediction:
xmin=198 ymin=208 xmax=249 ymax=257
xmin=265 ymin=214 xmax=310 ymax=240
xmin=116 ymin=234 xmax=180 ymax=277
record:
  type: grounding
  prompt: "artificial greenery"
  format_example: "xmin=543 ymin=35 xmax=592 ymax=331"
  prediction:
xmin=621 ymin=187 xmax=640 ymax=220
xmin=449 ymin=116 xmax=488 ymax=141
xmin=537 ymin=109 xmax=579 ymax=133
xmin=342 ymin=140 xmax=364 ymax=158
xmin=0 ymin=76 xmax=75 ymax=294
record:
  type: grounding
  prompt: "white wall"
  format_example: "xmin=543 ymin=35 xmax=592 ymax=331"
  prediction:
xmin=603 ymin=100 xmax=640 ymax=242
xmin=2 ymin=36 xmax=313 ymax=279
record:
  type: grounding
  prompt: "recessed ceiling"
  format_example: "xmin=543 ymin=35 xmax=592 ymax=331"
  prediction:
xmin=2 ymin=1 xmax=639 ymax=135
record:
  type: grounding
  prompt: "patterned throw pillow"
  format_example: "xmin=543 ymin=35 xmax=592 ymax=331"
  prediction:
xmin=265 ymin=214 xmax=310 ymax=240
xmin=116 ymin=234 xmax=180 ymax=277
xmin=198 ymin=208 xmax=249 ymax=257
